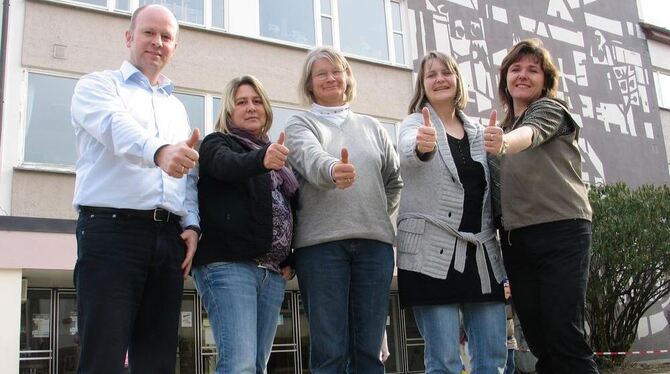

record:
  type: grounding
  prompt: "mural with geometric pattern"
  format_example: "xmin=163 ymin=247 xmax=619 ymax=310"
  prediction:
xmin=407 ymin=0 xmax=670 ymax=186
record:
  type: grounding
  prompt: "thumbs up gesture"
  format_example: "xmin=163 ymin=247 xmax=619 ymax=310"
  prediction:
xmin=264 ymin=131 xmax=290 ymax=170
xmin=483 ymin=110 xmax=505 ymax=155
xmin=332 ymin=148 xmax=356 ymax=189
xmin=416 ymin=107 xmax=437 ymax=154
xmin=155 ymin=128 xmax=201 ymax=178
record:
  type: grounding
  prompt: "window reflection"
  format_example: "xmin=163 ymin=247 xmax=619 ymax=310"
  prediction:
xmin=19 ymin=289 xmax=52 ymax=374
xmin=175 ymin=92 xmax=206 ymax=136
xmin=260 ymin=0 xmax=315 ymax=45
xmin=140 ymin=0 xmax=204 ymax=25
xmin=24 ymin=73 xmax=78 ymax=166
xmin=338 ymin=0 xmax=389 ymax=60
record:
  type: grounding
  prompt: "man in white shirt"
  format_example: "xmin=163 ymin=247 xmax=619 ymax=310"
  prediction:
xmin=70 ymin=4 xmax=199 ymax=372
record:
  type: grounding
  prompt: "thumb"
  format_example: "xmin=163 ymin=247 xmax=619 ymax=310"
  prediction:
xmin=488 ymin=110 xmax=498 ymax=127
xmin=277 ymin=131 xmax=285 ymax=145
xmin=422 ymin=107 xmax=433 ymax=127
xmin=186 ymin=128 xmax=201 ymax=148
xmin=341 ymin=148 xmax=349 ymax=164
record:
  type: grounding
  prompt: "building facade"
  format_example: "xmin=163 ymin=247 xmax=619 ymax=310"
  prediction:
xmin=0 ymin=0 xmax=668 ymax=373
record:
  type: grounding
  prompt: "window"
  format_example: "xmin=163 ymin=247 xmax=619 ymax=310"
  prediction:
xmin=24 ymin=73 xmax=78 ymax=166
xmin=654 ymin=71 xmax=670 ymax=110
xmin=390 ymin=0 xmax=405 ymax=64
xmin=140 ymin=0 xmax=204 ymax=25
xmin=211 ymin=0 xmax=225 ymax=28
xmin=320 ymin=0 xmax=334 ymax=45
xmin=260 ymin=0 xmax=315 ymax=45
xmin=337 ymin=0 xmax=389 ymax=61
xmin=174 ymin=92 xmax=206 ymax=135
xmin=257 ymin=0 xmax=406 ymax=64
xmin=19 ymin=289 xmax=53 ymax=373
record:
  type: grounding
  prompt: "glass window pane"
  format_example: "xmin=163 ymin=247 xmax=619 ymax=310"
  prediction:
xmin=321 ymin=17 xmax=333 ymax=46
xmin=391 ymin=1 xmax=401 ymax=31
xmin=270 ymin=106 xmax=305 ymax=142
xmin=20 ymin=290 xmax=52 ymax=352
xmin=140 ymin=0 xmax=204 ymax=25
xmin=338 ymin=0 xmax=389 ymax=60
xmin=260 ymin=0 xmax=315 ymax=45
xmin=212 ymin=97 xmax=222 ymax=132
xmin=320 ymin=0 xmax=331 ymax=15
xmin=116 ymin=0 xmax=129 ymax=11
xmin=58 ymin=293 xmax=80 ymax=374
xmin=381 ymin=121 xmax=398 ymax=147
xmin=174 ymin=92 xmax=205 ymax=136
xmin=24 ymin=73 xmax=78 ymax=166
xmin=200 ymin=305 xmax=217 ymax=374
xmin=656 ymin=71 xmax=670 ymax=109
xmin=394 ymin=33 xmax=405 ymax=64
xmin=74 ymin=0 xmax=106 ymax=7
xmin=211 ymin=0 xmax=224 ymax=29
xmin=177 ymin=294 xmax=197 ymax=374
xmin=384 ymin=295 xmax=401 ymax=373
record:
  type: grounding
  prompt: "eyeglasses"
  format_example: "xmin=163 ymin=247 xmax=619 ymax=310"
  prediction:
xmin=313 ymin=69 xmax=345 ymax=81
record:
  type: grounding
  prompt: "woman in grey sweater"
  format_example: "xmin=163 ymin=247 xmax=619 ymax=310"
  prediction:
xmin=284 ymin=46 xmax=402 ymax=374
xmin=397 ymin=51 xmax=507 ymax=373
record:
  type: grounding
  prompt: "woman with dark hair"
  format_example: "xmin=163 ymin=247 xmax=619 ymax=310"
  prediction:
xmin=484 ymin=39 xmax=598 ymax=373
xmin=397 ymin=50 xmax=507 ymax=373
xmin=192 ymin=75 xmax=298 ymax=374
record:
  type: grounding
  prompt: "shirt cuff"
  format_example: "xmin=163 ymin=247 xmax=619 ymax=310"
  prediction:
xmin=180 ymin=213 xmax=200 ymax=230
xmin=145 ymin=138 xmax=169 ymax=167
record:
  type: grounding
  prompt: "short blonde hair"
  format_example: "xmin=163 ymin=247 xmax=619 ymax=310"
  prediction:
xmin=408 ymin=51 xmax=468 ymax=114
xmin=215 ymin=75 xmax=274 ymax=135
xmin=298 ymin=46 xmax=357 ymax=105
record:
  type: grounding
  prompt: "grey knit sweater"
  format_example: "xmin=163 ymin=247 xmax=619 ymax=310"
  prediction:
xmin=396 ymin=105 xmax=505 ymax=293
xmin=285 ymin=111 xmax=402 ymax=248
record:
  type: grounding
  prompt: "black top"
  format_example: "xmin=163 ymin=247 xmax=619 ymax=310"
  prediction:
xmin=399 ymin=133 xmax=504 ymax=307
xmin=193 ymin=132 xmax=297 ymax=267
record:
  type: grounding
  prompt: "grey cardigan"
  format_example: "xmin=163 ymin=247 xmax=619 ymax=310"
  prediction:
xmin=396 ymin=105 xmax=505 ymax=294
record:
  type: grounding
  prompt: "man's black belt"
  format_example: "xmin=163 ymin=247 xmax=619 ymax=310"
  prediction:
xmin=79 ymin=206 xmax=181 ymax=223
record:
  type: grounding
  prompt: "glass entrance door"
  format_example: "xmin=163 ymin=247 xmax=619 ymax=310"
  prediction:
xmin=56 ymin=292 xmax=79 ymax=374
xmin=177 ymin=293 xmax=197 ymax=374
xmin=19 ymin=289 xmax=53 ymax=374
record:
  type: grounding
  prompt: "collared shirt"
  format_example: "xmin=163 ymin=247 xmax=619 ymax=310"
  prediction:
xmin=71 ymin=61 xmax=199 ymax=228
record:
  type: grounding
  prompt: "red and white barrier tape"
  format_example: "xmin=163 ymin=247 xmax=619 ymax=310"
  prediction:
xmin=516 ymin=348 xmax=670 ymax=356
xmin=595 ymin=349 xmax=669 ymax=356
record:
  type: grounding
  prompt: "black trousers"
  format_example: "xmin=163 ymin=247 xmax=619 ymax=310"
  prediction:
xmin=502 ymin=219 xmax=599 ymax=374
xmin=74 ymin=211 xmax=185 ymax=373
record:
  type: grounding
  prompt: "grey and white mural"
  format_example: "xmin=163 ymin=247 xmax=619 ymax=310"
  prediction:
xmin=408 ymin=0 xmax=670 ymax=186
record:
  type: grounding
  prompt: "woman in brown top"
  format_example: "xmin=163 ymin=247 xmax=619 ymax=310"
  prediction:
xmin=484 ymin=39 xmax=598 ymax=373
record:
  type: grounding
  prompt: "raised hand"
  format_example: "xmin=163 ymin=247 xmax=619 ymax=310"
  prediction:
xmin=483 ymin=110 xmax=505 ymax=155
xmin=156 ymin=128 xmax=201 ymax=178
xmin=332 ymin=148 xmax=356 ymax=189
xmin=416 ymin=107 xmax=437 ymax=154
xmin=264 ymin=131 xmax=290 ymax=170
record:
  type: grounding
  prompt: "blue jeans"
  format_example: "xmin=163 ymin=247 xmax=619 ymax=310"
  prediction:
xmin=74 ymin=212 xmax=185 ymax=373
xmin=192 ymin=262 xmax=286 ymax=374
xmin=413 ymin=302 xmax=507 ymax=374
xmin=505 ymin=349 xmax=515 ymax=374
xmin=295 ymin=239 xmax=394 ymax=374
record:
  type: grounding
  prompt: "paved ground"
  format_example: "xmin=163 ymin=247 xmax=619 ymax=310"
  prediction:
xmin=601 ymin=362 xmax=670 ymax=373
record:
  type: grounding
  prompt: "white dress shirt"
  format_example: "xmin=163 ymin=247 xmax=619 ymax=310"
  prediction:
xmin=71 ymin=61 xmax=199 ymax=228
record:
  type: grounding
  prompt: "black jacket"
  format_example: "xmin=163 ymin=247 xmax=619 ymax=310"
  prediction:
xmin=193 ymin=132 xmax=297 ymax=266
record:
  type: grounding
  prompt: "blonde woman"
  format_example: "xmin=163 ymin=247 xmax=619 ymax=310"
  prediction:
xmin=284 ymin=46 xmax=402 ymax=373
xmin=192 ymin=75 xmax=298 ymax=373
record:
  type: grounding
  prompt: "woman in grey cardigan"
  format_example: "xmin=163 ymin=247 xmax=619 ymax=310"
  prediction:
xmin=284 ymin=46 xmax=402 ymax=373
xmin=397 ymin=51 xmax=507 ymax=373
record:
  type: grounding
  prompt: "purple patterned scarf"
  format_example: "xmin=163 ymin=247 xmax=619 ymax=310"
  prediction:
xmin=228 ymin=127 xmax=299 ymax=198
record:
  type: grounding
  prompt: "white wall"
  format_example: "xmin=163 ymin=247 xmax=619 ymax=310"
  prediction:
xmin=0 ymin=269 xmax=22 ymax=373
